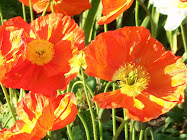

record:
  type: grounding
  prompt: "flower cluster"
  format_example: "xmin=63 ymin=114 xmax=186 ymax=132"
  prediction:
xmin=0 ymin=0 xmax=187 ymax=139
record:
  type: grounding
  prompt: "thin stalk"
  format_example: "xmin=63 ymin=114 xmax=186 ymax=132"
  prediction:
xmin=47 ymin=131 xmax=51 ymax=140
xmin=116 ymin=13 xmax=123 ymax=29
xmin=42 ymin=0 xmax=51 ymax=16
xmin=138 ymin=0 xmax=155 ymax=37
xmin=104 ymin=24 xmax=108 ymax=32
xmin=0 ymin=5 xmax=4 ymax=25
xmin=135 ymin=0 xmax=139 ymax=27
xmin=81 ymin=68 xmax=97 ymax=140
xmin=0 ymin=83 xmax=16 ymax=122
xmin=112 ymin=117 xmax=128 ymax=140
xmin=132 ymin=127 xmax=136 ymax=140
xmin=22 ymin=3 xmax=26 ymax=21
xmin=112 ymin=84 xmax=116 ymax=136
xmin=78 ymin=112 xmax=90 ymax=140
xmin=129 ymin=120 xmax=133 ymax=140
xmin=71 ymin=81 xmax=83 ymax=92
xmin=29 ymin=0 xmax=34 ymax=21
xmin=104 ymin=81 xmax=113 ymax=93
xmin=67 ymin=124 xmax=74 ymax=140
xmin=50 ymin=1 xmax=54 ymax=13
xmin=85 ymin=81 xmax=103 ymax=140
xmin=123 ymin=109 xmax=128 ymax=140
xmin=84 ymin=0 xmax=100 ymax=45
xmin=19 ymin=88 xmax=26 ymax=101
xmin=180 ymin=24 xmax=187 ymax=52
xmin=139 ymin=129 xmax=144 ymax=140
xmin=144 ymin=127 xmax=154 ymax=140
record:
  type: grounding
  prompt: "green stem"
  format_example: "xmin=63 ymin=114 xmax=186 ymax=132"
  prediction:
xmin=78 ymin=112 xmax=90 ymax=140
xmin=81 ymin=68 xmax=97 ymax=140
xmin=144 ymin=127 xmax=154 ymax=140
xmin=116 ymin=13 xmax=123 ymax=29
xmin=139 ymin=129 xmax=144 ymax=140
xmin=112 ymin=117 xmax=128 ymax=140
xmin=129 ymin=120 xmax=133 ymax=140
xmin=104 ymin=81 xmax=113 ymax=93
xmin=138 ymin=0 xmax=155 ymax=37
xmin=50 ymin=1 xmax=54 ymax=13
xmin=112 ymin=84 xmax=116 ymax=136
xmin=22 ymin=3 xmax=26 ymax=21
xmin=104 ymin=24 xmax=108 ymax=32
xmin=0 ymin=83 xmax=16 ymax=122
xmin=180 ymin=24 xmax=187 ymax=52
xmin=29 ymin=0 xmax=34 ymax=21
xmin=135 ymin=0 xmax=139 ymax=27
xmin=84 ymin=0 xmax=101 ymax=45
xmin=0 ymin=5 xmax=4 ymax=25
xmin=71 ymin=81 xmax=83 ymax=92
xmin=67 ymin=124 xmax=74 ymax=140
xmin=123 ymin=109 xmax=128 ymax=140
xmin=47 ymin=131 xmax=51 ymax=140
xmin=42 ymin=0 xmax=51 ymax=16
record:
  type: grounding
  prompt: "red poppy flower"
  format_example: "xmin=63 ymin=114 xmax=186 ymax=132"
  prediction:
xmin=1 ymin=13 xmax=85 ymax=96
xmin=19 ymin=0 xmax=91 ymax=16
xmin=0 ymin=92 xmax=77 ymax=139
xmin=98 ymin=0 xmax=134 ymax=25
xmin=84 ymin=26 xmax=187 ymax=122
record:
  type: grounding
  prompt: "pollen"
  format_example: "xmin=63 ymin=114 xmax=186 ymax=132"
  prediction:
xmin=112 ymin=62 xmax=150 ymax=97
xmin=26 ymin=39 xmax=54 ymax=66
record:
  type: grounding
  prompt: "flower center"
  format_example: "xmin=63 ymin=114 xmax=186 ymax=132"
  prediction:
xmin=112 ymin=63 xmax=150 ymax=97
xmin=178 ymin=0 xmax=187 ymax=8
xmin=26 ymin=39 xmax=54 ymax=66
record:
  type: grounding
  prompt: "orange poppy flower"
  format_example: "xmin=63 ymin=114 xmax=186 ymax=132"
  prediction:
xmin=84 ymin=26 xmax=187 ymax=122
xmin=19 ymin=0 xmax=91 ymax=16
xmin=1 ymin=13 xmax=85 ymax=96
xmin=0 ymin=92 xmax=77 ymax=139
xmin=98 ymin=0 xmax=134 ymax=25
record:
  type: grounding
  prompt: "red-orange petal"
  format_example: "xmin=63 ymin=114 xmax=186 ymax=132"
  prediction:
xmin=94 ymin=89 xmax=177 ymax=122
xmin=84 ymin=31 xmax=129 ymax=81
xmin=145 ymin=51 xmax=187 ymax=102
xmin=0 ymin=17 xmax=30 ymax=81
xmin=0 ymin=120 xmax=41 ymax=140
xmin=98 ymin=0 xmax=134 ymax=25
xmin=52 ymin=0 xmax=92 ymax=16
xmin=50 ymin=92 xmax=78 ymax=131
xmin=30 ymin=13 xmax=85 ymax=50
xmin=117 ymin=26 xmax=166 ymax=66
xmin=19 ymin=0 xmax=91 ymax=16
xmin=16 ymin=92 xmax=54 ymax=138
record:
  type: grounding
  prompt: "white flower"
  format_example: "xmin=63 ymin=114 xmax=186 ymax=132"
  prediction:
xmin=150 ymin=0 xmax=187 ymax=31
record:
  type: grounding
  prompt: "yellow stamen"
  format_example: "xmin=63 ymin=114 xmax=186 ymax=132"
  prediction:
xmin=26 ymin=39 xmax=54 ymax=66
xmin=112 ymin=62 xmax=150 ymax=97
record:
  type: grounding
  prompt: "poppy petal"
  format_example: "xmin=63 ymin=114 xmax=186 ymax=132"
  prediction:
xmin=98 ymin=0 xmax=134 ymax=25
xmin=50 ymin=92 xmax=78 ymax=131
xmin=85 ymin=31 xmax=129 ymax=81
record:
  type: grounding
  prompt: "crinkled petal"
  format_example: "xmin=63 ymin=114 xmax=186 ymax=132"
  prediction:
xmin=98 ymin=0 xmax=134 ymax=25
xmin=30 ymin=13 xmax=85 ymax=50
xmin=84 ymin=31 xmax=129 ymax=81
xmin=16 ymin=92 xmax=54 ymax=138
xmin=50 ymin=92 xmax=78 ymax=131
xmin=145 ymin=51 xmax=187 ymax=102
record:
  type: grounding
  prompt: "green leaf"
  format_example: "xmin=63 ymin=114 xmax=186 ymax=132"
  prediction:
xmin=86 ymin=77 xmax=96 ymax=93
xmin=72 ymin=126 xmax=84 ymax=140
